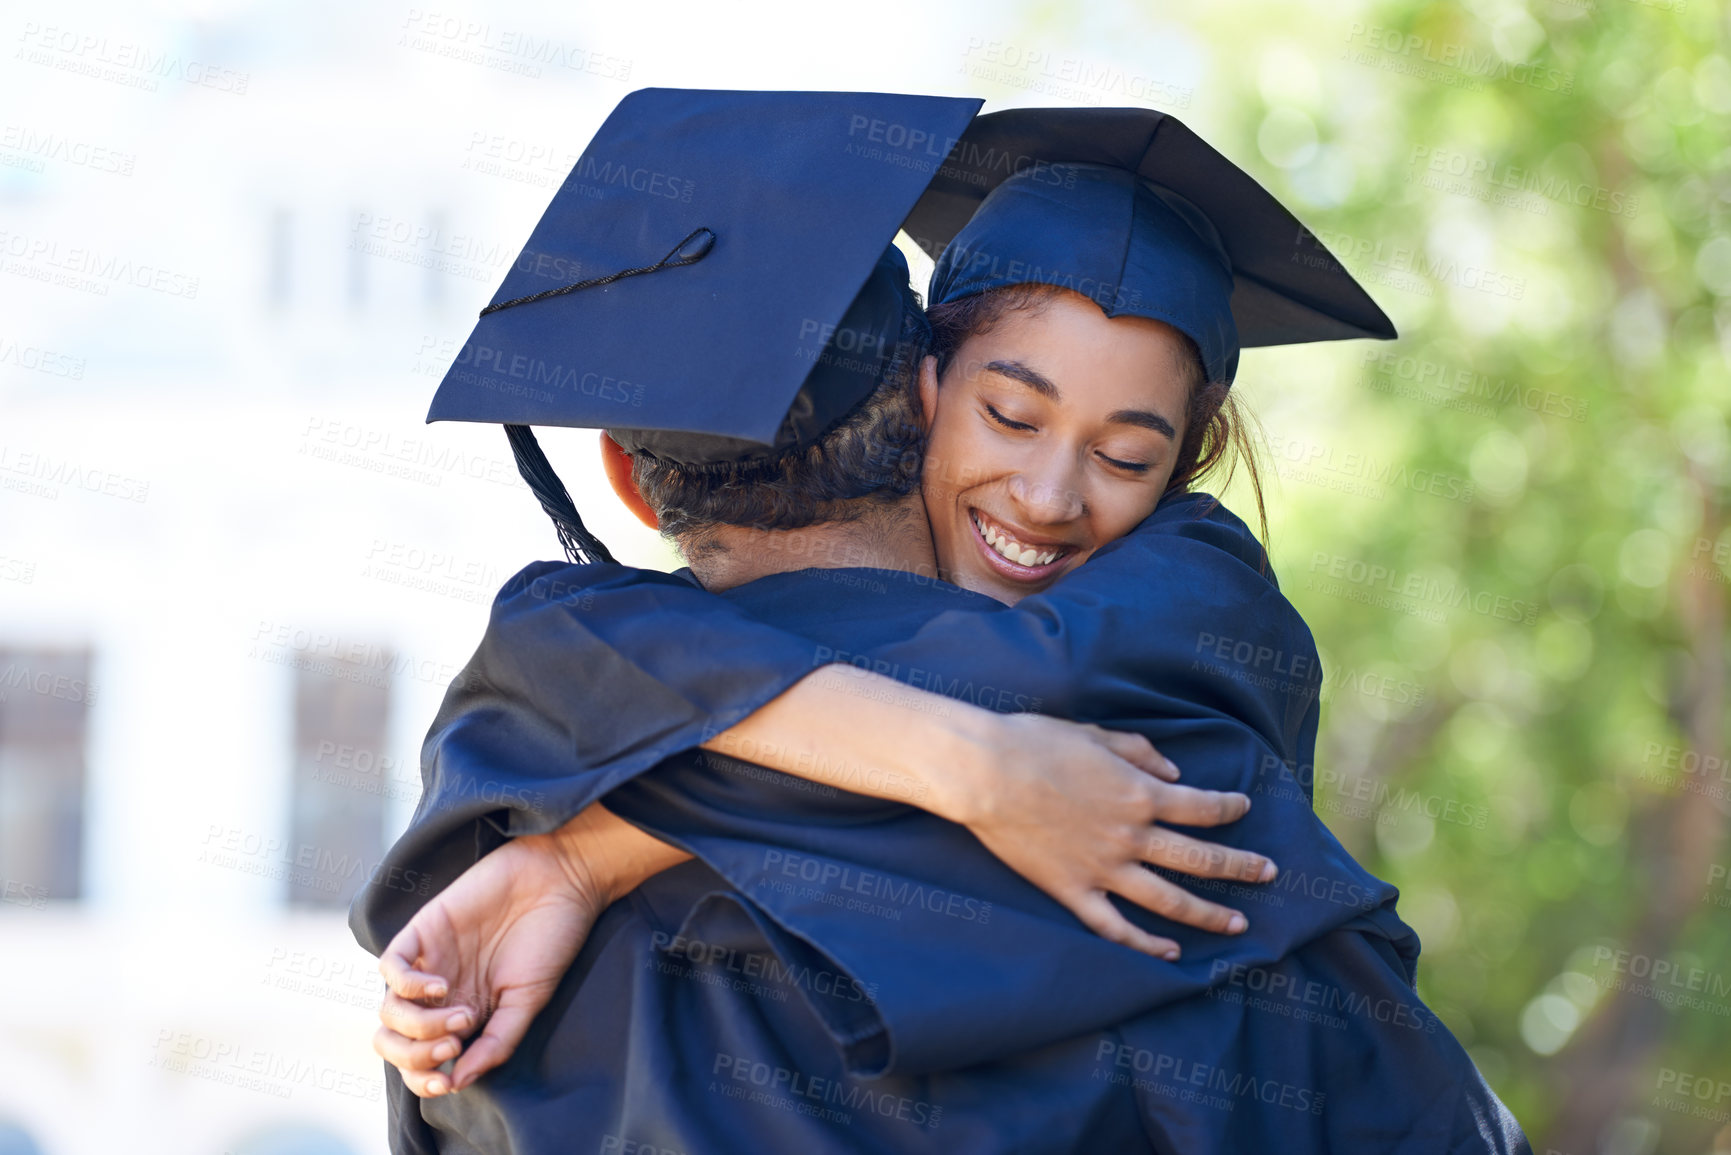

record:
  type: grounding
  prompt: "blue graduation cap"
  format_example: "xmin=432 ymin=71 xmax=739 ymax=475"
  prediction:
xmin=427 ymin=88 xmax=981 ymax=563
xmin=905 ymin=107 xmax=1398 ymax=386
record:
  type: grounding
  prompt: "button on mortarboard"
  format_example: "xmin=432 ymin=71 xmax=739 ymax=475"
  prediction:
xmin=425 ymin=88 xmax=982 ymax=562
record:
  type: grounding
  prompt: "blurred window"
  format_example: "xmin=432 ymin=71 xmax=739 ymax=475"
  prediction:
xmin=0 ymin=647 xmax=93 ymax=902
xmin=287 ymin=656 xmax=390 ymax=910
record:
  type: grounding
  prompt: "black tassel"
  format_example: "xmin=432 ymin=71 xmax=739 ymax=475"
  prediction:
xmin=504 ymin=425 xmax=615 ymax=565
xmin=481 ymin=228 xmax=714 ymax=565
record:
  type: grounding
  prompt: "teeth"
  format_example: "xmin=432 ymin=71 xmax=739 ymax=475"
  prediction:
xmin=974 ymin=511 xmax=1060 ymax=568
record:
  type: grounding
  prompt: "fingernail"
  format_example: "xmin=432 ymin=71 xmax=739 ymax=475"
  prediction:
xmin=1259 ymin=860 xmax=1278 ymax=883
xmin=432 ymin=1040 xmax=459 ymax=1062
xmin=1227 ymin=913 xmax=1247 ymax=934
xmin=446 ymin=1011 xmax=470 ymax=1033
xmin=1164 ymin=758 xmax=1181 ymax=778
xmin=427 ymin=1077 xmax=447 ymax=1095
xmin=427 ymin=982 xmax=447 ymax=1000
xmin=1163 ymin=948 xmax=1180 ymax=962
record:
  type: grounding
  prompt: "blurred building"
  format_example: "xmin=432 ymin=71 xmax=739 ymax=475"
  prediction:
xmin=0 ymin=5 xmax=681 ymax=1150
xmin=0 ymin=0 xmax=1213 ymax=1148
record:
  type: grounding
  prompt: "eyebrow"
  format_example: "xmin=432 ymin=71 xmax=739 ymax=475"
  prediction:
xmin=982 ymin=359 xmax=1178 ymax=441
xmin=1105 ymin=408 xmax=1177 ymax=440
xmin=982 ymin=359 xmax=1059 ymax=399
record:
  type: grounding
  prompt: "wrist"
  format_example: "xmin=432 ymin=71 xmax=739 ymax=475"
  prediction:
xmin=546 ymin=807 xmax=618 ymax=904
xmin=547 ymin=802 xmax=691 ymax=905
xmin=922 ymin=703 xmax=1007 ymax=827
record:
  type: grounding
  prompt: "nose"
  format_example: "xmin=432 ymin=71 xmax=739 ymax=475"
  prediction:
xmin=1006 ymin=450 xmax=1085 ymax=527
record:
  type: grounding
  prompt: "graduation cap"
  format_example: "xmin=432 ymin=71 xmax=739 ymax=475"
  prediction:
xmin=905 ymin=106 xmax=1397 ymax=385
xmin=427 ymin=88 xmax=982 ymax=564
xmin=431 ymin=96 xmax=1392 ymax=563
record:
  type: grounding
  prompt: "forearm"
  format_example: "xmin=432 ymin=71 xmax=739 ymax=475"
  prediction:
xmin=519 ymin=492 xmax=1295 ymax=763
xmin=699 ymin=664 xmax=997 ymax=826
xmin=471 ymin=494 xmax=1282 ymax=807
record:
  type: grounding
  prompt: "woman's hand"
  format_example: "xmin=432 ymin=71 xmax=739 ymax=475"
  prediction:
xmin=935 ymin=712 xmax=1272 ymax=960
xmin=704 ymin=665 xmax=1272 ymax=961
xmin=372 ymin=803 xmax=691 ymax=1097
xmin=372 ymin=830 xmax=606 ymax=1097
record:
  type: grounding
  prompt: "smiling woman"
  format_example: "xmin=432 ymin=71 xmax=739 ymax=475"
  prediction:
xmin=919 ymin=276 xmax=1270 ymax=603
xmin=920 ymin=283 xmax=1264 ymax=603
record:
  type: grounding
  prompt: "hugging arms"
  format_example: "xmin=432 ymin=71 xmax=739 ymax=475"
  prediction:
xmin=353 ymin=492 xmax=1538 ymax=1152
xmin=358 ymin=490 xmax=1408 ymax=1093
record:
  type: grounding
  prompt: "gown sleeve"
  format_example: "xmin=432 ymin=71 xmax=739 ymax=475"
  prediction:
xmin=346 ymin=560 xmax=820 ymax=956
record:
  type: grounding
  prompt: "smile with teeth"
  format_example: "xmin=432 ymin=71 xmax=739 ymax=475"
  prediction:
xmin=971 ymin=510 xmax=1067 ymax=568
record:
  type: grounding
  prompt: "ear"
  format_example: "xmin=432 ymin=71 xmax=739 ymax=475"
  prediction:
xmin=599 ymin=433 xmax=659 ymax=530
xmin=917 ymin=354 xmax=941 ymax=435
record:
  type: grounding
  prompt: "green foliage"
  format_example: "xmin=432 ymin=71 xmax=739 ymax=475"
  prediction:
xmin=1168 ymin=1 xmax=1727 ymax=1147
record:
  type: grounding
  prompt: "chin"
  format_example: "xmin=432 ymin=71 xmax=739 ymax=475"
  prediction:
xmin=949 ymin=561 xmax=1061 ymax=605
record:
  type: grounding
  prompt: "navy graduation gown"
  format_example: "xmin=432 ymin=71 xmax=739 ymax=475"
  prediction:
xmin=352 ymin=492 xmax=1529 ymax=1152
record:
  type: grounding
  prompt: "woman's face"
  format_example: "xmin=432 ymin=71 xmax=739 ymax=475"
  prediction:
xmin=918 ymin=289 xmax=1196 ymax=605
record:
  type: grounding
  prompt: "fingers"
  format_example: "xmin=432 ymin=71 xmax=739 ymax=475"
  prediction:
xmin=449 ymin=997 xmax=539 ymax=1091
xmin=375 ymin=990 xmax=478 ymax=1099
xmin=385 ymin=999 xmax=551 ymax=1097
xmin=380 ymin=938 xmax=452 ymax=1004
xmin=380 ymin=923 xmax=464 ymax=1006
xmin=379 ymin=990 xmax=475 ymax=1042
xmin=1149 ymin=780 xmax=1251 ymax=827
xmin=1141 ymin=827 xmax=1276 ymax=885
xmin=1067 ymin=889 xmax=1183 ymax=961
xmin=1112 ymin=864 xmax=1249 ymax=936
xmin=393 ymin=1059 xmax=453 ymax=1099
xmin=1091 ymin=726 xmax=1179 ymax=782
xmin=373 ymin=1024 xmax=463 ymax=1086
xmin=376 ymin=924 xmax=474 ymax=1099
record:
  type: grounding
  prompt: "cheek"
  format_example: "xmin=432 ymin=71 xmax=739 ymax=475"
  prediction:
xmin=1151 ymin=452 xmax=1182 ymax=495
xmin=1053 ymin=491 xmax=1155 ymax=580
xmin=920 ymin=404 xmax=990 ymax=507
xmin=1091 ymin=482 xmax=1164 ymax=543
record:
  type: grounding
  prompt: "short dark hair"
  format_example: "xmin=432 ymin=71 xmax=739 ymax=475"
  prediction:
xmin=631 ymin=290 xmax=930 ymax=548
xmin=927 ymin=284 xmax=1267 ymax=538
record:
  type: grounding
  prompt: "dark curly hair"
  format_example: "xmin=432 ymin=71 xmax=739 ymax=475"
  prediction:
xmin=629 ymin=291 xmax=930 ymax=550
xmin=926 ymin=283 xmax=1268 ymax=541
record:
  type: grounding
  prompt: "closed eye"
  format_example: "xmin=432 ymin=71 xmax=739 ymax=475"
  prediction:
xmin=984 ymin=403 xmax=1036 ymax=433
xmin=1098 ymin=452 xmax=1150 ymax=474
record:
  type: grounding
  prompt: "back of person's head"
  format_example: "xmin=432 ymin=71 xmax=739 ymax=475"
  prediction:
xmin=628 ymin=278 xmax=930 ymax=553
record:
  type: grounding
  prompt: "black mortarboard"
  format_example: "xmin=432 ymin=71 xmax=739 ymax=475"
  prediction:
xmin=907 ymin=107 xmax=1396 ymax=385
xmin=426 ymin=88 xmax=982 ymax=563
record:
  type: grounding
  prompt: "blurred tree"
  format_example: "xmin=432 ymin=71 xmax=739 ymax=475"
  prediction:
xmin=1115 ymin=1 xmax=1730 ymax=1149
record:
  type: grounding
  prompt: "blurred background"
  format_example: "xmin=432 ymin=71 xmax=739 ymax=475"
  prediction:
xmin=1 ymin=0 xmax=1726 ymax=1150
